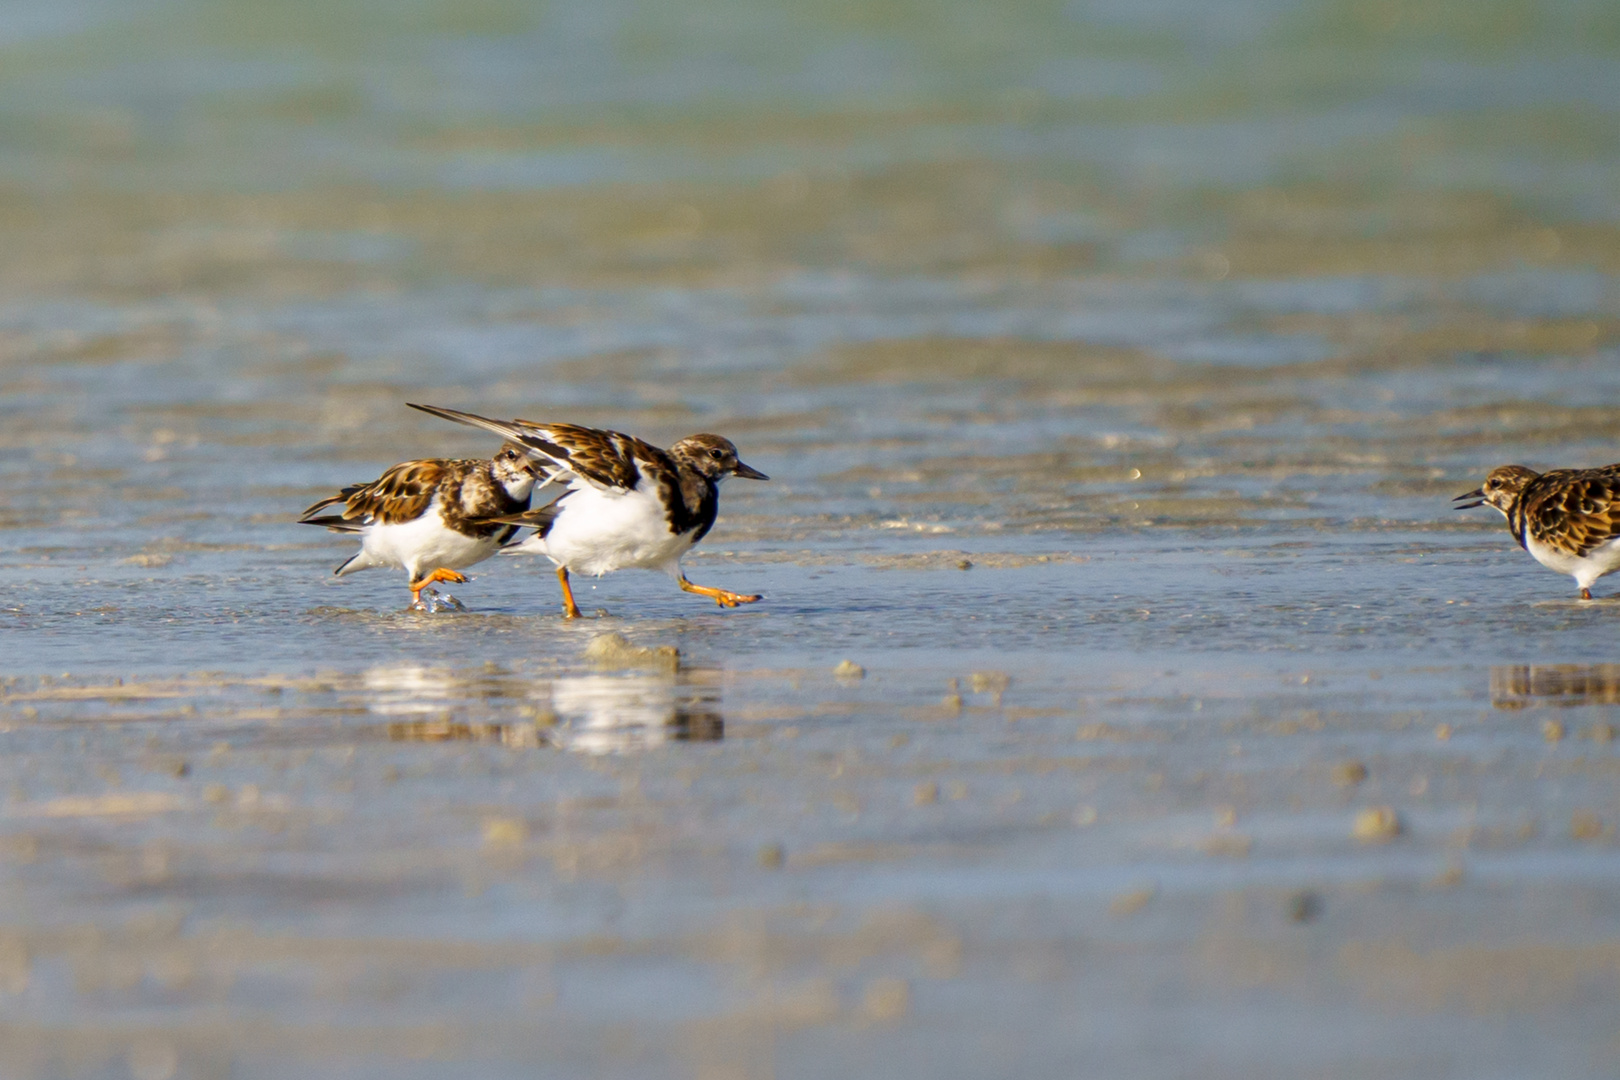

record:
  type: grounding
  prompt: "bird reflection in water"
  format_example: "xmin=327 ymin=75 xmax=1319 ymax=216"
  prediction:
xmin=367 ymin=663 xmax=721 ymax=752
xmin=550 ymin=673 xmax=722 ymax=753
xmin=1490 ymin=664 xmax=1620 ymax=708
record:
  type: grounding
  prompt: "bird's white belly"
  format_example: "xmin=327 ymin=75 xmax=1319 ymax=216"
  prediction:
xmin=526 ymin=484 xmax=695 ymax=577
xmin=362 ymin=509 xmax=497 ymax=578
xmin=1526 ymin=534 xmax=1620 ymax=588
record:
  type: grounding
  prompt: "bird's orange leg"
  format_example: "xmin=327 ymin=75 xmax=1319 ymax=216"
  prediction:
xmin=410 ymin=568 xmax=469 ymax=606
xmin=557 ymin=566 xmax=582 ymax=619
xmin=1581 ymin=587 xmax=1594 ymax=600
xmin=678 ymin=575 xmax=762 ymax=609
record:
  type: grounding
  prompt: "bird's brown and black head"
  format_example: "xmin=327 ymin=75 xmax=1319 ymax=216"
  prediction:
xmin=492 ymin=443 xmax=538 ymax=497
xmin=669 ymin=434 xmax=769 ymax=483
xmin=1454 ymin=464 xmax=1539 ymax=516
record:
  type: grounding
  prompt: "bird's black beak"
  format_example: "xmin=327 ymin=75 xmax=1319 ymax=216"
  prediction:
xmin=1452 ymin=488 xmax=1485 ymax=509
xmin=733 ymin=461 xmax=769 ymax=481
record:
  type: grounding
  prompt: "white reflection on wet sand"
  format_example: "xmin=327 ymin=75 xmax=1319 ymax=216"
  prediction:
xmin=549 ymin=672 xmax=722 ymax=753
xmin=362 ymin=664 xmax=464 ymax=715
xmin=366 ymin=663 xmax=721 ymax=752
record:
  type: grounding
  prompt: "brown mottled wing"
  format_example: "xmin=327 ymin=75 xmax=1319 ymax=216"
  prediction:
xmin=1522 ymin=466 xmax=1620 ymax=557
xmin=299 ymin=459 xmax=449 ymax=528
xmin=407 ymin=404 xmax=621 ymax=490
xmin=405 ymin=402 xmax=664 ymax=493
xmin=528 ymin=423 xmax=662 ymax=491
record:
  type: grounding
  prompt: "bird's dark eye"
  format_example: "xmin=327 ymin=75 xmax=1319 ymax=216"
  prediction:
xmin=709 ymin=448 xmax=723 ymax=460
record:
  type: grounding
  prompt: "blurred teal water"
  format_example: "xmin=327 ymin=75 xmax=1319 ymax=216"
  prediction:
xmin=1 ymin=2 xmax=1620 ymax=1078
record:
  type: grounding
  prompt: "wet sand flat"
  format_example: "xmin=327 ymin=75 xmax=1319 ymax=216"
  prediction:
xmin=2 ymin=0 xmax=1620 ymax=1077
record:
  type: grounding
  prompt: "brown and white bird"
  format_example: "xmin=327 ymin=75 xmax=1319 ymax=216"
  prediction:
xmin=406 ymin=403 xmax=768 ymax=618
xmin=1454 ymin=463 xmax=1620 ymax=599
xmin=299 ymin=445 xmax=538 ymax=608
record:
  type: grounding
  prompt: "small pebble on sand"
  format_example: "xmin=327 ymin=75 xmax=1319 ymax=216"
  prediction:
xmin=862 ymin=978 xmax=910 ymax=1021
xmin=1571 ymin=810 xmax=1605 ymax=840
xmin=970 ymin=671 xmax=1010 ymax=697
xmin=1352 ymin=806 xmax=1402 ymax=843
xmin=1332 ymin=761 xmax=1369 ymax=786
xmin=1110 ymin=886 xmax=1156 ymax=916
xmin=833 ymin=660 xmax=865 ymax=681
xmin=583 ymin=632 xmax=679 ymax=672
xmin=481 ymin=818 xmax=527 ymax=849
xmin=1286 ymin=891 xmax=1322 ymax=923
xmin=1429 ymin=862 xmax=1465 ymax=888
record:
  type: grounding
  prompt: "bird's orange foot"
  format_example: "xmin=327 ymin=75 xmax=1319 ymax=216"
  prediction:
xmin=410 ymin=568 xmax=471 ymax=609
xmin=678 ymin=577 xmax=763 ymax=609
xmin=1581 ymin=588 xmax=1594 ymax=600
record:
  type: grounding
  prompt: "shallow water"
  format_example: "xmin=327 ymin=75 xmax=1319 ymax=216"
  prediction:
xmin=2 ymin=0 xmax=1620 ymax=1077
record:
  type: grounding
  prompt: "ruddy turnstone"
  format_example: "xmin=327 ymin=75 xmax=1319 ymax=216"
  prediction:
xmin=299 ymin=445 xmax=538 ymax=609
xmin=406 ymin=403 xmax=768 ymax=618
xmin=1454 ymin=463 xmax=1620 ymax=599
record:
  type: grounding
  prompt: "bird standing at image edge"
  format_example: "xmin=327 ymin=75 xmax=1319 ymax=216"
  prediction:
xmin=1455 ymin=462 xmax=1620 ymax=599
xmin=299 ymin=445 xmax=538 ymax=609
xmin=406 ymin=403 xmax=768 ymax=618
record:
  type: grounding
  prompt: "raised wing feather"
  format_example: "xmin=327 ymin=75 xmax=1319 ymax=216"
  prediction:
xmin=407 ymin=403 xmax=664 ymax=493
xmin=520 ymin=423 xmax=659 ymax=491
xmin=1524 ymin=465 xmax=1620 ymax=557
xmin=299 ymin=459 xmax=447 ymax=528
